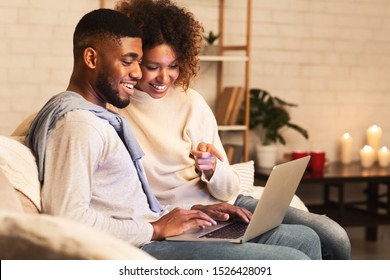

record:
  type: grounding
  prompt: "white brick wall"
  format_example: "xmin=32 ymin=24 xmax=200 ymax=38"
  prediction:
xmin=1 ymin=0 xmax=390 ymax=163
xmin=181 ymin=0 xmax=390 ymax=162
xmin=0 ymin=0 xmax=98 ymax=134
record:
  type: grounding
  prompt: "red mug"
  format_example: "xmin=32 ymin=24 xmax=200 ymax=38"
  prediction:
xmin=310 ymin=151 xmax=326 ymax=172
xmin=291 ymin=151 xmax=309 ymax=160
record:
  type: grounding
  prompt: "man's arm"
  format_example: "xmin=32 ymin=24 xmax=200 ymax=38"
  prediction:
xmin=41 ymin=111 xmax=154 ymax=247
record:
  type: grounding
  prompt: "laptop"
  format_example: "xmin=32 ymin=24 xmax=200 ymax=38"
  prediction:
xmin=166 ymin=155 xmax=310 ymax=243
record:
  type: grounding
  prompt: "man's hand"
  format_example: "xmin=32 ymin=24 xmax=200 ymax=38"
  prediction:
xmin=151 ymin=207 xmax=217 ymax=240
xmin=191 ymin=142 xmax=223 ymax=180
xmin=191 ymin=203 xmax=252 ymax=224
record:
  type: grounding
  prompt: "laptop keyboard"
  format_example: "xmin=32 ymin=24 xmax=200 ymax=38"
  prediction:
xmin=199 ymin=222 xmax=248 ymax=239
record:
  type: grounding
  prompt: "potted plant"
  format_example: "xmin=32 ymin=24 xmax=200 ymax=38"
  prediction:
xmin=201 ymin=31 xmax=220 ymax=55
xmin=248 ymin=88 xmax=309 ymax=168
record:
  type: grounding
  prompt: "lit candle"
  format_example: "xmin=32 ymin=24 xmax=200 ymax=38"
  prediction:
xmin=366 ymin=125 xmax=382 ymax=159
xmin=340 ymin=132 xmax=352 ymax=164
xmin=360 ymin=145 xmax=375 ymax=168
xmin=378 ymin=146 xmax=390 ymax=168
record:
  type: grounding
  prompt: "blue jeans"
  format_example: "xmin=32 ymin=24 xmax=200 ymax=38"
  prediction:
xmin=234 ymin=194 xmax=351 ymax=259
xmin=142 ymin=224 xmax=320 ymax=259
xmin=142 ymin=200 xmax=322 ymax=259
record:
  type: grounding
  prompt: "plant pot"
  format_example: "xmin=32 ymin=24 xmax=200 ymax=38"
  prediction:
xmin=256 ymin=144 xmax=278 ymax=169
xmin=201 ymin=44 xmax=220 ymax=56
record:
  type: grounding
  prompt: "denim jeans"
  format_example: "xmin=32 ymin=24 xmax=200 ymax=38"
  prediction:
xmin=142 ymin=222 xmax=321 ymax=260
xmin=142 ymin=195 xmax=322 ymax=260
xmin=234 ymin=194 xmax=351 ymax=260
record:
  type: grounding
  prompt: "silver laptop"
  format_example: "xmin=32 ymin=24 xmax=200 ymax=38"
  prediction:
xmin=166 ymin=156 xmax=310 ymax=243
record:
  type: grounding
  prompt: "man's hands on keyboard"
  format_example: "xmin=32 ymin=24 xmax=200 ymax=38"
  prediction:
xmin=200 ymin=222 xmax=248 ymax=239
xmin=191 ymin=203 xmax=252 ymax=223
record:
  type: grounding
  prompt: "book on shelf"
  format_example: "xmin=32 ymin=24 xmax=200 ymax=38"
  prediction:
xmin=223 ymin=144 xmax=244 ymax=164
xmin=215 ymin=86 xmax=245 ymax=126
xmin=227 ymin=86 xmax=245 ymax=125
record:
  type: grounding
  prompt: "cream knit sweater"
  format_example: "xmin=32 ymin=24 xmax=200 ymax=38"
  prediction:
xmin=120 ymin=87 xmax=240 ymax=209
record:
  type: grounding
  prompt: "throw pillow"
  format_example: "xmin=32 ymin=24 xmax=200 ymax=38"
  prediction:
xmin=0 ymin=211 xmax=155 ymax=260
xmin=231 ymin=160 xmax=255 ymax=196
xmin=0 ymin=136 xmax=41 ymax=212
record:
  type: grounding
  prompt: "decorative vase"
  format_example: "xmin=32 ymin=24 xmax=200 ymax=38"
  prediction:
xmin=256 ymin=144 xmax=278 ymax=169
xmin=201 ymin=44 xmax=220 ymax=56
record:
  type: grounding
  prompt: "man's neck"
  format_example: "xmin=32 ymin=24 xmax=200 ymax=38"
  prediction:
xmin=66 ymin=83 xmax=106 ymax=108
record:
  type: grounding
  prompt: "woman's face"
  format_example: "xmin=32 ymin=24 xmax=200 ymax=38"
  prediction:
xmin=136 ymin=44 xmax=180 ymax=99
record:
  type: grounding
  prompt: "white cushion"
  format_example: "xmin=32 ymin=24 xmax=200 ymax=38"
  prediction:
xmin=0 ymin=210 xmax=155 ymax=260
xmin=0 ymin=136 xmax=41 ymax=211
xmin=231 ymin=160 xmax=255 ymax=196
xmin=0 ymin=171 xmax=24 ymax=212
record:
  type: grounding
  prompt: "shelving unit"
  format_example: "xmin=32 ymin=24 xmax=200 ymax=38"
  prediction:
xmin=199 ymin=0 xmax=252 ymax=162
xmin=217 ymin=125 xmax=247 ymax=131
xmin=199 ymin=55 xmax=249 ymax=62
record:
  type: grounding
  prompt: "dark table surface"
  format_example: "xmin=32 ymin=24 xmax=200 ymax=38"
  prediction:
xmin=256 ymin=161 xmax=390 ymax=184
xmin=256 ymin=160 xmax=390 ymax=240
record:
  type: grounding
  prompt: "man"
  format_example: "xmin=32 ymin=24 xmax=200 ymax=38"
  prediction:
xmin=26 ymin=8 xmax=321 ymax=260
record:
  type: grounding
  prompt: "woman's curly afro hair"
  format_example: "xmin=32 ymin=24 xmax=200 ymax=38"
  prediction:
xmin=115 ymin=0 xmax=204 ymax=91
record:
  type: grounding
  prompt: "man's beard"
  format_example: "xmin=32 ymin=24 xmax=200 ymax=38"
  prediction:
xmin=96 ymin=72 xmax=130 ymax=109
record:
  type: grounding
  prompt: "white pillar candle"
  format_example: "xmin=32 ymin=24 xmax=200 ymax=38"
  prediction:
xmin=340 ymin=132 xmax=352 ymax=164
xmin=378 ymin=146 xmax=390 ymax=168
xmin=360 ymin=145 xmax=375 ymax=168
xmin=366 ymin=125 xmax=382 ymax=159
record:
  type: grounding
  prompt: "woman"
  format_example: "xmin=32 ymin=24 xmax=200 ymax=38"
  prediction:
xmin=114 ymin=0 xmax=350 ymax=259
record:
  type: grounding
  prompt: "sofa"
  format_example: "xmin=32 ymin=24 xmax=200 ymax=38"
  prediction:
xmin=0 ymin=135 xmax=154 ymax=260
xmin=0 ymin=132 xmax=307 ymax=260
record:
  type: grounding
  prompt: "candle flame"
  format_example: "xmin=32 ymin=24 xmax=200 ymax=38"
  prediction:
xmin=343 ymin=132 xmax=351 ymax=139
xmin=363 ymin=145 xmax=373 ymax=151
xmin=369 ymin=125 xmax=381 ymax=132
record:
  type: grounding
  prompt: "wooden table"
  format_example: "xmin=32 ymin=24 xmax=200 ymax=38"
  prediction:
xmin=255 ymin=161 xmax=390 ymax=241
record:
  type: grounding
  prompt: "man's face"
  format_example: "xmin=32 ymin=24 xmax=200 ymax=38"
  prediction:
xmin=95 ymin=37 xmax=143 ymax=108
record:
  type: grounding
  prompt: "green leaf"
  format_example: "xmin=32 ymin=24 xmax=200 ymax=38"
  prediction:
xmin=203 ymin=31 xmax=220 ymax=45
xmin=248 ymin=88 xmax=309 ymax=145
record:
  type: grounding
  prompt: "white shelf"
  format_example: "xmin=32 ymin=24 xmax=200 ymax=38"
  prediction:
xmin=217 ymin=125 xmax=246 ymax=131
xmin=199 ymin=55 xmax=248 ymax=62
xmin=201 ymin=0 xmax=252 ymax=162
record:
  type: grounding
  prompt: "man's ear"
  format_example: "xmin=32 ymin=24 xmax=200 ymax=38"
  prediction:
xmin=84 ymin=47 xmax=97 ymax=69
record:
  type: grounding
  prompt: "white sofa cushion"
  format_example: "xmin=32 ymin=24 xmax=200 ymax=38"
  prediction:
xmin=0 ymin=170 xmax=24 ymax=212
xmin=0 ymin=136 xmax=41 ymax=212
xmin=0 ymin=210 xmax=154 ymax=260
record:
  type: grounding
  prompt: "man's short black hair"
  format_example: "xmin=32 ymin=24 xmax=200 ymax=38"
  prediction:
xmin=73 ymin=8 xmax=142 ymax=57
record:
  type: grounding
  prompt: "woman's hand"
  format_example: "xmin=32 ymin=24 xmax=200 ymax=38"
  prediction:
xmin=191 ymin=142 xmax=223 ymax=180
xmin=191 ymin=203 xmax=252 ymax=223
